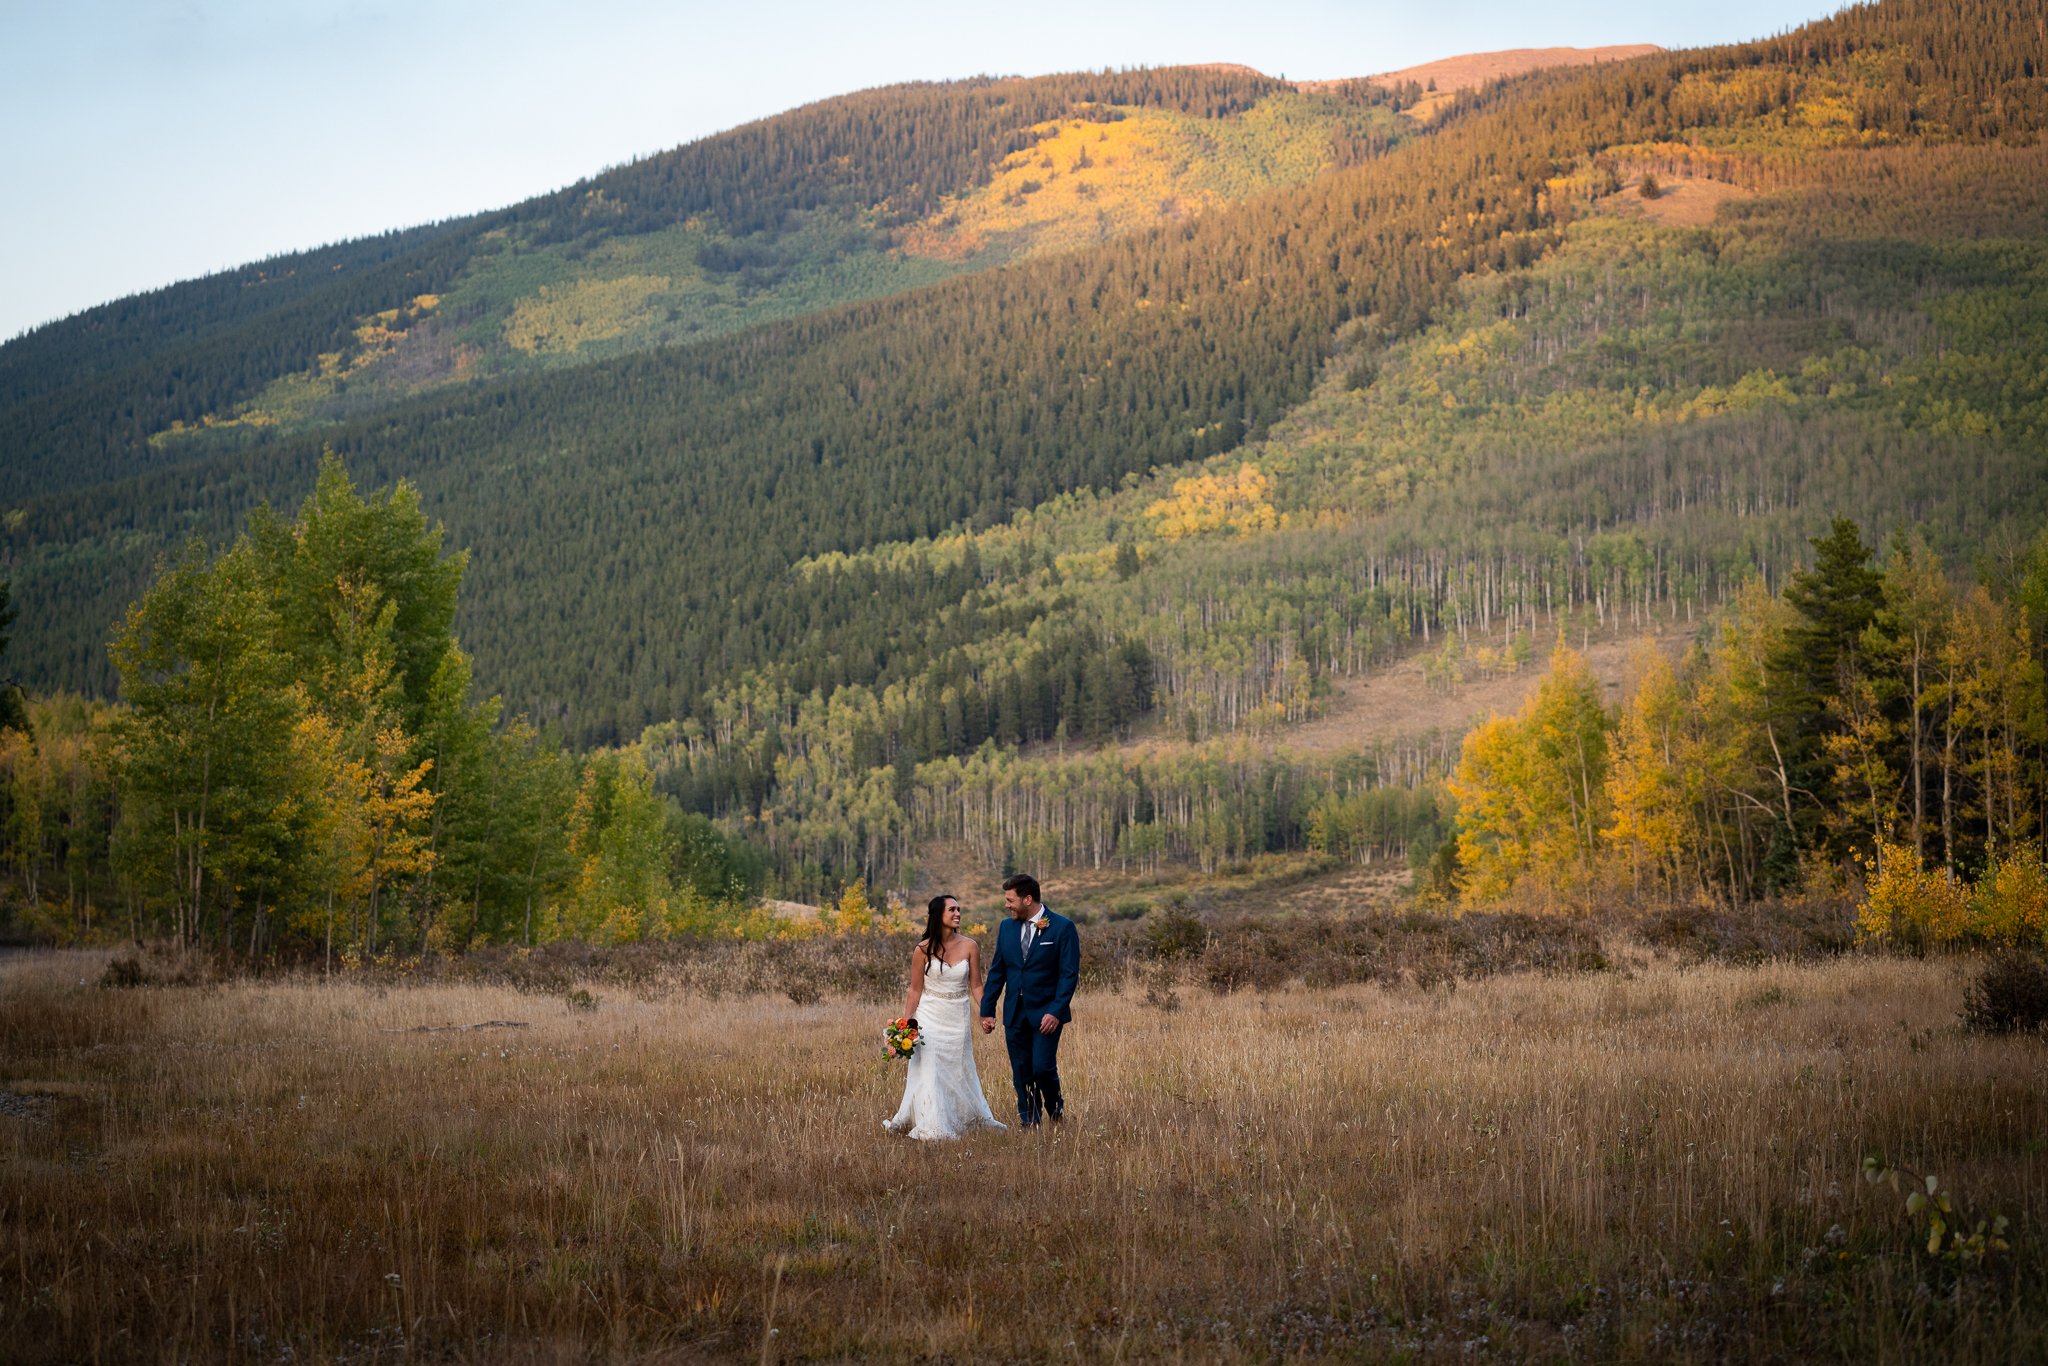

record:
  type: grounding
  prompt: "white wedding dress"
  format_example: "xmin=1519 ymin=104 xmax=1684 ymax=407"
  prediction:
xmin=883 ymin=956 xmax=1007 ymax=1141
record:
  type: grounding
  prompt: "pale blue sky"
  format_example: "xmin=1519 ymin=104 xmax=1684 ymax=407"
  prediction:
xmin=1 ymin=1 xmax=1843 ymax=340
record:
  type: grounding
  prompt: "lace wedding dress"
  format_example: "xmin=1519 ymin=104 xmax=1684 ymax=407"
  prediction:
xmin=883 ymin=956 xmax=1007 ymax=1141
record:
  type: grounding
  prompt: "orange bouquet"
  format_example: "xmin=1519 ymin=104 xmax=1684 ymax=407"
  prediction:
xmin=883 ymin=1017 xmax=920 ymax=1060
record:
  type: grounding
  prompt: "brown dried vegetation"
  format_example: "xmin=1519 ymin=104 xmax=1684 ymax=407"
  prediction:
xmin=3 ymin=947 xmax=2042 ymax=1361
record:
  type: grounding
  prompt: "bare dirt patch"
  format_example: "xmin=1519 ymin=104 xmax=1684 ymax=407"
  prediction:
xmin=1604 ymin=174 xmax=1757 ymax=227
xmin=1228 ymin=858 xmax=1415 ymax=915
xmin=1279 ymin=629 xmax=1682 ymax=756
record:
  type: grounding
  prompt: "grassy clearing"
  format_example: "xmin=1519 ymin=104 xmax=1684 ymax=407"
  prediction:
xmin=2 ymin=950 xmax=2042 ymax=1362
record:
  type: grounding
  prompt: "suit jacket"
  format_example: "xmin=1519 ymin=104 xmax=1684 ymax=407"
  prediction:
xmin=979 ymin=910 xmax=1080 ymax=1027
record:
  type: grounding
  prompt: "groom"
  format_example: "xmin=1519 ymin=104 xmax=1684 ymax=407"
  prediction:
xmin=979 ymin=873 xmax=1079 ymax=1128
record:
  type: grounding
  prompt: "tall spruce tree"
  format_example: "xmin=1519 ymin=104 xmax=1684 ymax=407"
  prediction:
xmin=1772 ymin=518 xmax=1886 ymax=864
xmin=0 ymin=580 xmax=26 ymax=735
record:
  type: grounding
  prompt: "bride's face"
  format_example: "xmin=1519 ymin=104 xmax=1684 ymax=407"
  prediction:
xmin=942 ymin=901 xmax=962 ymax=931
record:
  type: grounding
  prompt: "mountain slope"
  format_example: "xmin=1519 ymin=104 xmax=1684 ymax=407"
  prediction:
xmin=6 ymin=1 xmax=2047 ymax=800
xmin=1361 ymin=44 xmax=1664 ymax=122
xmin=646 ymin=127 xmax=2048 ymax=880
xmin=0 ymin=67 xmax=1406 ymax=508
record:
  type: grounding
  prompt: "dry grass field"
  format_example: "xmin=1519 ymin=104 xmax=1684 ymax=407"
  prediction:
xmin=3 ymin=949 xmax=2043 ymax=1362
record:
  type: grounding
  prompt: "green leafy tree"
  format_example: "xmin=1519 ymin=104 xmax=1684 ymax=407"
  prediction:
xmin=250 ymin=451 xmax=465 ymax=735
xmin=109 ymin=539 xmax=303 ymax=951
xmin=552 ymin=751 xmax=675 ymax=943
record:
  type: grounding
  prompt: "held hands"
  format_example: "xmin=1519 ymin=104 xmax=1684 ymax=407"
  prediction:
xmin=976 ymin=1015 xmax=1057 ymax=1033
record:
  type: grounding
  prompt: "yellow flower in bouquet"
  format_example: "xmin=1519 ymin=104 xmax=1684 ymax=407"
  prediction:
xmin=883 ymin=1017 xmax=921 ymax=1061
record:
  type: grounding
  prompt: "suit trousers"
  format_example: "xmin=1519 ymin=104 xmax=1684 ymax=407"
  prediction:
xmin=1003 ymin=1014 xmax=1064 ymax=1124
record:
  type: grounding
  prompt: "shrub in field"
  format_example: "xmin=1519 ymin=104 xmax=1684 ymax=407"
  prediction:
xmin=1856 ymin=838 xmax=1972 ymax=947
xmin=1640 ymin=893 xmax=1857 ymax=963
xmin=99 ymin=955 xmax=147 ymax=988
xmin=1143 ymin=906 xmax=1207 ymax=960
xmin=782 ymin=958 xmax=825 ymax=1006
xmin=1200 ymin=930 xmax=1289 ymax=993
xmin=1961 ymin=951 xmax=2048 ymax=1035
xmin=1141 ymin=966 xmax=1181 ymax=1011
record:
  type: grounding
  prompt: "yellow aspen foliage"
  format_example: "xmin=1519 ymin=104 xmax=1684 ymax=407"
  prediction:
xmin=503 ymin=275 xmax=673 ymax=356
xmin=287 ymin=709 xmax=435 ymax=949
xmin=1144 ymin=463 xmax=1279 ymax=541
xmin=1445 ymin=713 xmax=1534 ymax=901
xmin=894 ymin=101 xmax=1361 ymax=263
xmin=1603 ymin=648 xmax=1691 ymax=888
xmin=1971 ymin=845 xmax=2048 ymax=947
xmin=1447 ymin=643 xmax=1612 ymax=907
xmin=830 ymin=877 xmax=878 ymax=935
xmin=1855 ymin=838 xmax=1972 ymax=946
xmin=344 ymin=724 xmax=437 ymax=903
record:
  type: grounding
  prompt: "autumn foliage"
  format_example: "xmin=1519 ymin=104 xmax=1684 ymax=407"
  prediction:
xmin=1447 ymin=518 xmax=2048 ymax=918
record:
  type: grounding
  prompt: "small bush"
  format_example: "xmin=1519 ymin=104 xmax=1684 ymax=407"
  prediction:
xmin=564 ymin=987 xmax=599 ymax=1013
xmin=99 ymin=955 xmax=148 ymax=989
xmin=1961 ymin=952 xmax=2048 ymax=1035
xmin=1144 ymin=907 xmax=1207 ymax=960
xmin=1143 ymin=970 xmax=1181 ymax=1012
xmin=1106 ymin=897 xmax=1152 ymax=922
xmin=1412 ymin=955 xmax=1458 ymax=994
xmin=1638 ymin=173 xmax=1663 ymax=199
xmin=783 ymin=961 xmax=823 ymax=1007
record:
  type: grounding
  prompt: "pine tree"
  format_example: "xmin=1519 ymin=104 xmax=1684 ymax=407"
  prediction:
xmin=0 ymin=581 xmax=26 ymax=736
xmin=1773 ymin=518 xmax=1885 ymax=860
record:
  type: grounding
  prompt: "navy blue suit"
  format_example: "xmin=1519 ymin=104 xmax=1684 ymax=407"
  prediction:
xmin=980 ymin=910 xmax=1080 ymax=1125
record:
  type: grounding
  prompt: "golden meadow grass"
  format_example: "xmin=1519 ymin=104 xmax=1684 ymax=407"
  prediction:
xmin=2 ymin=950 xmax=2043 ymax=1362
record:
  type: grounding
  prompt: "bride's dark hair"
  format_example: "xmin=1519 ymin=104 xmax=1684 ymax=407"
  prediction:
xmin=918 ymin=893 xmax=957 ymax=965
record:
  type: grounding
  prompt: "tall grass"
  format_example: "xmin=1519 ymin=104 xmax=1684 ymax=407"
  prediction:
xmin=2 ymin=950 xmax=2040 ymax=1361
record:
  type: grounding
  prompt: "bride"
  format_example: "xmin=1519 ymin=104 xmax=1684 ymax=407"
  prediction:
xmin=884 ymin=894 xmax=1006 ymax=1140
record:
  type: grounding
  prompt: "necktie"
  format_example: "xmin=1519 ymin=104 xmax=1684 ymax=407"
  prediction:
xmin=1022 ymin=919 xmax=1037 ymax=956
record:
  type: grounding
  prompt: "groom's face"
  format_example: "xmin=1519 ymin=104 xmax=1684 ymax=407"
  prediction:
xmin=1004 ymin=887 xmax=1036 ymax=918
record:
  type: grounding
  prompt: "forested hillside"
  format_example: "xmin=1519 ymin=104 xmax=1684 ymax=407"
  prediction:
xmin=5 ymin=0 xmax=2048 ymax=929
xmin=0 ymin=67 xmax=1401 ymax=507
